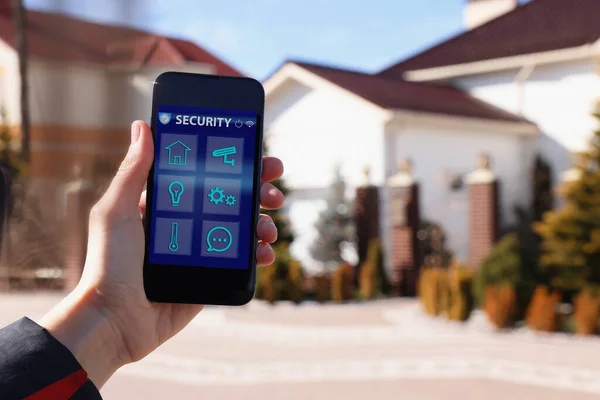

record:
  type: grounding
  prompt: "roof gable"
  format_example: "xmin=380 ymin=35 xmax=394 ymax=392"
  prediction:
xmin=0 ymin=6 xmax=242 ymax=75
xmin=290 ymin=61 xmax=528 ymax=123
xmin=165 ymin=140 xmax=191 ymax=151
xmin=379 ymin=0 xmax=600 ymax=77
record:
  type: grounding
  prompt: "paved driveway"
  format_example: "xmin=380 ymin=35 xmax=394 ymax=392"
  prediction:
xmin=2 ymin=293 xmax=600 ymax=399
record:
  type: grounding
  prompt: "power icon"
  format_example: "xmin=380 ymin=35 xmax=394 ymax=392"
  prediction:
xmin=234 ymin=119 xmax=243 ymax=128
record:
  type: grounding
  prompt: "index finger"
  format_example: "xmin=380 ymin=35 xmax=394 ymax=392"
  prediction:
xmin=262 ymin=156 xmax=284 ymax=183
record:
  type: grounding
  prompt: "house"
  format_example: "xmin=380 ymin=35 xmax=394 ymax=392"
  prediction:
xmin=165 ymin=140 xmax=191 ymax=167
xmin=264 ymin=0 xmax=600 ymax=272
xmin=0 ymin=0 xmax=240 ymax=188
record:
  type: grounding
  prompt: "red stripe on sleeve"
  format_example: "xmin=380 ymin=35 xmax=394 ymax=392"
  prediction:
xmin=24 ymin=369 xmax=88 ymax=400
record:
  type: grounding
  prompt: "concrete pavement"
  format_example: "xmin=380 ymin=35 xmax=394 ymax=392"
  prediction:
xmin=2 ymin=293 xmax=600 ymax=399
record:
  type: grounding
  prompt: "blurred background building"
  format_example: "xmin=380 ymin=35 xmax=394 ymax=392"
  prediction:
xmin=264 ymin=0 xmax=600 ymax=274
xmin=0 ymin=0 xmax=240 ymax=208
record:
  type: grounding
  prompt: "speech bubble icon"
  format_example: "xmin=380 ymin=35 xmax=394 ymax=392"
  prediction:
xmin=206 ymin=226 xmax=233 ymax=252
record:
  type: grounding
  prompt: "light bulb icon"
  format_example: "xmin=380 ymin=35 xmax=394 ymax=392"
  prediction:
xmin=168 ymin=181 xmax=185 ymax=207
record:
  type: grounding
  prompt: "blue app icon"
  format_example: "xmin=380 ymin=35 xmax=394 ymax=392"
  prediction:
xmin=205 ymin=136 xmax=244 ymax=175
xmin=201 ymin=220 xmax=239 ymax=259
xmin=154 ymin=218 xmax=193 ymax=256
xmin=206 ymin=226 xmax=233 ymax=253
xmin=159 ymin=133 xmax=198 ymax=172
xmin=202 ymin=177 xmax=241 ymax=216
xmin=156 ymin=175 xmax=195 ymax=213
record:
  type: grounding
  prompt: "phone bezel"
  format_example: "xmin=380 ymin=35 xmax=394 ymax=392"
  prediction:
xmin=143 ymin=71 xmax=264 ymax=305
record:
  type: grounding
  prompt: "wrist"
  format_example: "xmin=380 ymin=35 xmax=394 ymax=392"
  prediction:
xmin=39 ymin=285 xmax=127 ymax=388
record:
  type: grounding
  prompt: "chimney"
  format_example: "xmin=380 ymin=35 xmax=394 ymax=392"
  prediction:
xmin=464 ymin=0 xmax=517 ymax=30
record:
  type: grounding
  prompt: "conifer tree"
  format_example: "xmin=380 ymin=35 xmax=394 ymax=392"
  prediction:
xmin=534 ymin=111 xmax=600 ymax=290
xmin=310 ymin=166 xmax=354 ymax=269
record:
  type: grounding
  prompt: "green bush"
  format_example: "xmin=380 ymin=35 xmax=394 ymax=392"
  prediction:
xmin=256 ymin=263 xmax=278 ymax=303
xmin=359 ymin=239 xmax=390 ymax=299
xmin=484 ymin=284 xmax=517 ymax=328
xmin=438 ymin=270 xmax=450 ymax=317
xmin=418 ymin=267 xmax=447 ymax=316
xmin=526 ymin=285 xmax=561 ymax=332
xmin=287 ymin=260 xmax=304 ymax=304
xmin=255 ymin=244 xmax=305 ymax=304
xmin=447 ymin=263 xmax=474 ymax=321
xmin=573 ymin=286 xmax=600 ymax=335
xmin=314 ymin=273 xmax=331 ymax=303
xmin=419 ymin=264 xmax=473 ymax=321
xmin=473 ymin=233 xmax=536 ymax=318
xmin=331 ymin=261 xmax=354 ymax=303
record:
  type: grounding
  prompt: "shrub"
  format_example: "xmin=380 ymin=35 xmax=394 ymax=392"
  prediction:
xmin=473 ymin=234 xmax=524 ymax=305
xmin=358 ymin=261 xmax=376 ymax=300
xmin=418 ymin=267 xmax=448 ymax=316
xmin=573 ymin=287 xmax=600 ymax=335
xmin=359 ymin=239 xmax=391 ymax=300
xmin=258 ymin=264 xmax=278 ymax=303
xmin=438 ymin=270 xmax=450 ymax=317
xmin=331 ymin=261 xmax=355 ymax=303
xmin=418 ymin=268 xmax=435 ymax=316
xmin=484 ymin=284 xmax=517 ymax=328
xmin=526 ymin=286 xmax=561 ymax=332
xmin=287 ymin=260 xmax=304 ymax=304
xmin=314 ymin=273 xmax=331 ymax=303
xmin=447 ymin=263 xmax=474 ymax=321
xmin=255 ymin=244 xmax=305 ymax=304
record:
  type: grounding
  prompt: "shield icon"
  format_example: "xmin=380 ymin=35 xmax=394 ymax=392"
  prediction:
xmin=158 ymin=112 xmax=172 ymax=125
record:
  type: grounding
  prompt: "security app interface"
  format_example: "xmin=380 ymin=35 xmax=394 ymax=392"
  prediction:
xmin=149 ymin=105 xmax=257 ymax=270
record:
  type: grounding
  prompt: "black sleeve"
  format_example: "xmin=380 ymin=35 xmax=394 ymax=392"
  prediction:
xmin=0 ymin=317 xmax=102 ymax=400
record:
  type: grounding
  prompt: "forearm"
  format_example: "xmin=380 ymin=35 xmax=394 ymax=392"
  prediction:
xmin=39 ymin=285 xmax=125 ymax=388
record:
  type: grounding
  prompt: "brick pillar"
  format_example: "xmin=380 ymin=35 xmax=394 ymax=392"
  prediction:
xmin=354 ymin=166 xmax=380 ymax=273
xmin=467 ymin=154 xmax=499 ymax=269
xmin=63 ymin=169 xmax=96 ymax=292
xmin=387 ymin=159 xmax=421 ymax=297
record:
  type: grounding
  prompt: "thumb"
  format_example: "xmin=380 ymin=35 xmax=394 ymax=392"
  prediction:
xmin=102 ymin=121 xmax=154 ymax=211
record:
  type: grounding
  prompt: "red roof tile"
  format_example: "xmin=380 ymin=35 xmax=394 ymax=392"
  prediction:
xmin=0 ymin=5 xmax=242 ymax=76
xmin=379 ymin=0 xmax=600 ymax=77
xmin=293 ymin=61 xmax=528 ymax=123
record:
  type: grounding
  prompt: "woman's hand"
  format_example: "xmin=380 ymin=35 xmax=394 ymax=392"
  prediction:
xmin=40 ymin=121 xmax=285 ymax=388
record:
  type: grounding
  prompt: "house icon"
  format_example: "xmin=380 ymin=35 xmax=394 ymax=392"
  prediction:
xmin=164 ymin=140 xmax=192 ymax=166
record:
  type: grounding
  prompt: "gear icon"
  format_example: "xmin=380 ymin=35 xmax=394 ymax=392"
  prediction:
xmin=225 ymin=195 xmax=236 ymax=207
xmin=208 ymin=187 xmax=225 ymax=205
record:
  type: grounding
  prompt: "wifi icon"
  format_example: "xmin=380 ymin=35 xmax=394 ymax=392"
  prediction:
xmin=245 ymin=121 xmax=255 ymax=128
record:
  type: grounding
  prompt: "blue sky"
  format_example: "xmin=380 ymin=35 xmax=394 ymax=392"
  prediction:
xmin=25 ymin=0 xmax=527 ymax=79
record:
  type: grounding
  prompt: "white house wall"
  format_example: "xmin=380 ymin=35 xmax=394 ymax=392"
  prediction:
xmin=265 ymin=79 xmax=385 ymax=269
xmin=28 ymin=61 xmax=112 ymax=127
xmin=0 ymin=40 xmax=19 ymax=124
xmin=2 ymin=53 xmax=213 ymax=129
xmin=386 ymin=125 xmax=533 ymax=263
xmin=454 ymin=59 xmax=600 ymax=184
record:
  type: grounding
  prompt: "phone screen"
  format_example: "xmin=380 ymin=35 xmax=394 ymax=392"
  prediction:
xmin=148 ymin=105 xmax=258 ymax=270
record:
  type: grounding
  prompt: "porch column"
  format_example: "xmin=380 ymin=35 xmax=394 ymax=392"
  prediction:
xmin=387 ymin=159 xmax=421 ymax=296
xmin=467 ymin=154 xmax=499 ymax=268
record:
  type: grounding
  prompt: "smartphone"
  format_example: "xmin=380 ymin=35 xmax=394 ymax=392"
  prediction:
xmin=143 ymin=72 xmax=264 ymax=305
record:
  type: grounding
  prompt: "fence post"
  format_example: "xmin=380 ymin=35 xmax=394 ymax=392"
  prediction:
xmin=467 ymin=154 xmax=499 ymax=269
xmin=354 ymin=166 xmax=380 ymax=282
xmin=387 ymin=159 xmax=421 ymax=296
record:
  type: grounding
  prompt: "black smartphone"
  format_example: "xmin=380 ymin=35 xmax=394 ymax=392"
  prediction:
xmin=143 ymin=72 xmax=264 ymax=305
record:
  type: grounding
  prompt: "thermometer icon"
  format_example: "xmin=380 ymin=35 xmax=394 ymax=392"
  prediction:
xmin=169 ymin=222 xmax=179 ymax=252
